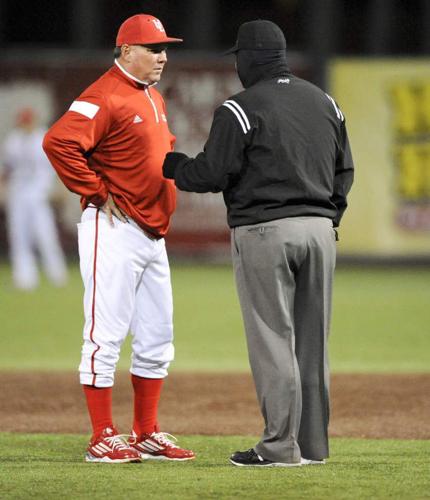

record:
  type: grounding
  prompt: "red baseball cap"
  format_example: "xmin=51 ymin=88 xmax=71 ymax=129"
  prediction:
xmin=116 ymin=14 xmax=183 ymax=46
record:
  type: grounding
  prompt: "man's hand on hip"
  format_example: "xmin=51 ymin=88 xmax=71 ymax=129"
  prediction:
xmin=101 ymin=193 xmax=128 ymax=226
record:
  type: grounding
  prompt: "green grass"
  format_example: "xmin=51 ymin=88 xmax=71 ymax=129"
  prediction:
xmin=0 ymin=263 xmax=429 ymax=372
xmin=330 ymin=267 xmax=430 ymax=372
xmin=0 ymin=434 xmax=428 ymax=499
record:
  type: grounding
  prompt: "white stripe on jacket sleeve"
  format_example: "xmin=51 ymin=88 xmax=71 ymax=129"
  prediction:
xmin=222 ymin=100 xmax=251 ymax=133
xmin=69 ymin=101 xmax=100 ymax=119
xmin=224 ymin=100 xmax=251 ymax=130
xmin=325 ymin=93 xmax=344 ymax=122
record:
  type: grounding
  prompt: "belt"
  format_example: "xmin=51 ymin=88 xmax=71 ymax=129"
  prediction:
xmin=134 ymin=223 xmax=161 ymax=241
xmin=142 ymin=230 xmax=160 ymax=241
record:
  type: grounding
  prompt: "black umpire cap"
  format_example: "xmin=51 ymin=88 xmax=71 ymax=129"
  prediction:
xmin=224 ymin=20 xmax=286 ymax=54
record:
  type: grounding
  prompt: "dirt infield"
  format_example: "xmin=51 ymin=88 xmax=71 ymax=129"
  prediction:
xmin=1 ymin=372 xmax=429 ymax=439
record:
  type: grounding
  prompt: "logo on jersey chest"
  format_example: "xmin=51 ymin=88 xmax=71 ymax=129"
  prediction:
xmin=133 ymin=114 xmax=143 ymax=124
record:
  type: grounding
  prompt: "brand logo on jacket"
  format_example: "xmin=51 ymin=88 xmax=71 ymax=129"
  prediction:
xmin=277 ymin=78 xmax=290 ymax=84
xmin=133 ymin=115 xmax=143 ymax=124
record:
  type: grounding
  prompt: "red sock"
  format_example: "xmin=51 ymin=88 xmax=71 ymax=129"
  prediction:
xmin=83 ymin=385 xmax=113 ymax=438
xmin=131 ymin=374 xmax=163 ymax=435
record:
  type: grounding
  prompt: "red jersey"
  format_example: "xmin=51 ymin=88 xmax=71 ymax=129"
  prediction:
xmin=43 ymin=61 xmax=176 ymax=237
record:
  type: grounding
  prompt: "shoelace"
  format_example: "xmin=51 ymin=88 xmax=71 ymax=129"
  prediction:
xmin=151 ymin=432 xmax=179 ymax=449
xmin=104 ymin=434 xmax=132 ymax=451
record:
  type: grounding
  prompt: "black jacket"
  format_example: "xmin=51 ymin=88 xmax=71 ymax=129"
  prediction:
xmin=169 ymin=56 xmax=354 ymax=228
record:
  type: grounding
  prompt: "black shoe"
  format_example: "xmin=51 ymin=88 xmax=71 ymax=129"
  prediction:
xmin=229 ymin=448 xmax=301 ymax=468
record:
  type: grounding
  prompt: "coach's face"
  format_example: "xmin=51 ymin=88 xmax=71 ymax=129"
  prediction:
xmin=122 ymin=44 xmax=168 ymax=84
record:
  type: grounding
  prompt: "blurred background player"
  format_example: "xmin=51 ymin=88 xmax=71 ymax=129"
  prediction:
xmin=43 ymin=14 xmax=195 ymax=463
xmin=1 ymin=107 xmax=68 ymax=290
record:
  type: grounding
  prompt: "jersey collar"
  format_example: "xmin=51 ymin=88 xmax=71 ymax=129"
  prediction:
xmin=114 ymin=59 xmax=157 ymax=87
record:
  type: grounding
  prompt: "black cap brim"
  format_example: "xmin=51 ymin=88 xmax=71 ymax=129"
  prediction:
xmin=223 ymin=42 xmax=239 ymax=55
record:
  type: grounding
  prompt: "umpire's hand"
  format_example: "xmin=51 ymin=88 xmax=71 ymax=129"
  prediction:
xmin=162 ymin=152 xmax=190 ymax=179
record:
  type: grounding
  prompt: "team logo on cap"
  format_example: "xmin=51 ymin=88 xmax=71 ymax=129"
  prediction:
xmin=152 ymin=19 xmax=165 ymax=33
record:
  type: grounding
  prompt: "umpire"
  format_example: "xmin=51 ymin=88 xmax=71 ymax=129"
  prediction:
xmin=163 ymin=20 xmax=354 ymax=467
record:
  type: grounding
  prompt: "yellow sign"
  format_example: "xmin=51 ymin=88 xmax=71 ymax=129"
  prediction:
xmin=330 ymin=59 xmax=430 ymax=256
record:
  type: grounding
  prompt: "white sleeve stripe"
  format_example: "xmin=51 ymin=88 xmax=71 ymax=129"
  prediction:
xmin=325 ymin=94 xmax=340 ymax=119
xmin=69 ymin=100 xmax=100 ymax=119
xmin=333 ymin=97 xmax=344 ymax=121
xmin=325 ymin=93 xmax=344 ymax=122
xmin=224 ymin=100 xmax=251 ymax=130
xmin=222 ymin=102 xmax=248 ymax=134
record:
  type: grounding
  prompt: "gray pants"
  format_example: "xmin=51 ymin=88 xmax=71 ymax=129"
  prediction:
xmin=231 ymin=217 xmax=336 ymax=463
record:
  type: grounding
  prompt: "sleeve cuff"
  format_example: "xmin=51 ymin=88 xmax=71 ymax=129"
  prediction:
xmin=87 ymin=186 xmax=108 ymax=207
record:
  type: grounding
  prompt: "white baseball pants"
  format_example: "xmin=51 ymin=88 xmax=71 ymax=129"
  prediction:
xmin=77 ymin=207 xmax=174 ymax=388
xmin=6 ymin=194 xmax=68 ymax=290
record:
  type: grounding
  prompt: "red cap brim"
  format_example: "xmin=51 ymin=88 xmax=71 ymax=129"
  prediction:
xmin=142 ymin=37 xmax=183 ymax=44
xmin=116 ymin=35 xmax=183 ymax=45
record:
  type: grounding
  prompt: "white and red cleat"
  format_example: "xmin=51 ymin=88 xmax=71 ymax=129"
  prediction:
xmin=85 ymin=427 xmax=141 ymax=463
xmin=129 ymin=430 xmax=195 ymax=461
